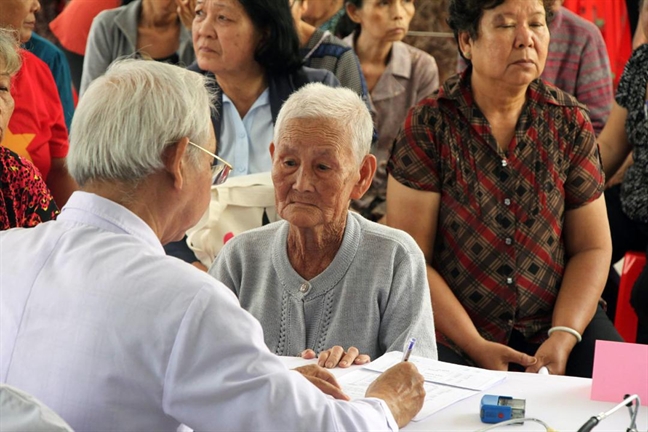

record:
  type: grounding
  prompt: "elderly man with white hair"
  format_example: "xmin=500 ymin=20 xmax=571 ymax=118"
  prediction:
xmin=0 ymin=60 xmax=426 ymax=430
xmin=209 ymin=83 xmax=438 ymax=369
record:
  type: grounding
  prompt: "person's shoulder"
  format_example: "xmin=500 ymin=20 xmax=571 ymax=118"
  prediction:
xmin=0 ymin=147 xmax=41 ymax=179
xmin=218 ymin=221 xmax=284 ymax=257
xmin=93 ymin=6 xmax=123 ymax=28
xmin=298 ymin=65 xmax=338 ymax=86
xmin=321 ymin=32 xmax=352 ymax=52
xmin=556 ymin=7 xmax=602 ymax=36
xmin=533 ymin=79 xmax=586 ymax=109
xmin=626 ymin=43 xmax=648 ymax=69
xmin=17 ymin=49 xmax=52 ymax=79
xmin=25 ymin=33 xmax=65 ymax=61
xmin=401 ymin=42 xmax=436 ymax=65
xmin=351 ymin=213 xmax=422 ymax=255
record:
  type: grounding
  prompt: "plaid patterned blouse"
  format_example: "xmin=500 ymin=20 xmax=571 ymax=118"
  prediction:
xmin=388 ymin=69 xmax=604 ymax=358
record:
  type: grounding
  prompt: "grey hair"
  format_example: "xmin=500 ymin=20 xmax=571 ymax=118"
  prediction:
xmin=0 ymin=28 xmax=22 ymax=76
xmin=273 ymin=83 xmax=373 ymax=164
xmin=68 ymin=59 xmax=215 ymax=187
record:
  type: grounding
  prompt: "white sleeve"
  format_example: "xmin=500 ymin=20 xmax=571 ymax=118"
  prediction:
xmin=162 ymin=284 xmax=399 ymax=431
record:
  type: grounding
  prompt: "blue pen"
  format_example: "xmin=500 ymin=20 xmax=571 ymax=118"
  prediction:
xmin=401 ymin=337 xmax=416 ymax=362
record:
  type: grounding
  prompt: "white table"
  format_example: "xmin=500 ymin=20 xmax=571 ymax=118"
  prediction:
xmin=281 ymin=357 xmax=648 ymax=432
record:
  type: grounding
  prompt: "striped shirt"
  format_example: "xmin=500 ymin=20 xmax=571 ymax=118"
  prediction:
xmin=543 ymin=7 xmax=613 ymax=134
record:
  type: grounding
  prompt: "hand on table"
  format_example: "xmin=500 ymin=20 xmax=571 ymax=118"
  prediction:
xmin=468 ymin=339 xmax=537 ymax=371
xmin=525 ymin=331 xmax=576 ymax=375
xmin=294 ymin=364 xmax=349 ymax=401
xmin=301 ymin=346 xmax=371 ymax=369
xmin=365 ymin=362 xmax=426 ymax=428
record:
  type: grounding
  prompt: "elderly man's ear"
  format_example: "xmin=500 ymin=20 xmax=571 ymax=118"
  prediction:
xmin=350 ymin=154 xmax=377 ymax=200
xmin=163 ymin=137 xmax=191 ymax=190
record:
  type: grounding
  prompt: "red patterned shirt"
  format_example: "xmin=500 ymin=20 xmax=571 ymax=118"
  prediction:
xmin=388 ymin=70 xmax=604 ymax=359
xmin=1 ymin=146 xmax=59 ymax=230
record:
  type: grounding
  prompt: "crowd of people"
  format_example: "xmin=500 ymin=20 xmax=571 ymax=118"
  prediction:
xmin=0 ymin=0 xmax=647 ymax=429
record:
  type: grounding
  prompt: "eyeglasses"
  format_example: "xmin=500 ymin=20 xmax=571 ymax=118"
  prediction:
xmin=188 ymin=141 xmax=233 ymax=185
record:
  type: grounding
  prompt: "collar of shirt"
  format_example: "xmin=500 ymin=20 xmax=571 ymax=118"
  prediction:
xmin=342 ymin=36 xmax=411 ymax=104
xmin=439 ymin=66 xmax=583 ymax=122
xmin=58 ymin=191 xmax=165 ymax=254
xmin=371 ymin=41 xmax=411 ymax=103
xmin=220 ymin=88 xmax=272 ymax=176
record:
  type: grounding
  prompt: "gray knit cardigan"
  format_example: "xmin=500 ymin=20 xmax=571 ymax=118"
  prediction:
xmin=209 ymin=212 xmax=438 ymax=360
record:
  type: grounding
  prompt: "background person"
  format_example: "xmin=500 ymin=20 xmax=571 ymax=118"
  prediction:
xmin=0 ymin=59 xmax=426 ymax=431
xmin=387 ymin=0 xmax=621 ymax=378
xmin=0 ymin=0 xmax=77 ymax=207
xmin=290 ymin=0 xmax=368 ymax=102
xmin=0 ymin=28 xmax=58 ymax=230
xmin=23 ymin=32 xmax=75 ymax=130
xmin=49 ymin=0 xmax=122 ymax=93
xmin=189 ymin=0 xmax=338 ymax=177
xmin=598 ymin=0 xmax=648 ymax=344
xmin=340 ymin=0 xmax=439 ymax=223
xmin=210 ymin=83 xmax=437 ymax=367
xmin=80 ymin=0 xmax=195 ymax=95
xmin=167 ymin=0 xmax=339 ymax=265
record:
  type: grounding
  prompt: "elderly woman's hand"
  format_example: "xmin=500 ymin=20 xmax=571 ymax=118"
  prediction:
xmin=301 ymin=346 xmax=371 ymax=369
xmin=293 ymin=364 xmax=350 ymax=401
xmin=175 ymin=0 xmax=196 ymax=31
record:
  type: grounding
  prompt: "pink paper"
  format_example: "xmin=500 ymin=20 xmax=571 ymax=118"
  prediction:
xmin=591 ymin=340 xmax=648 ymax=405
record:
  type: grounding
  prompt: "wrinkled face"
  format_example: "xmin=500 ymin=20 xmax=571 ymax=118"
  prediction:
xmin=0 ymin=0 xmax=40 ymax=43
xmin=460 ymin=0 xmax=549 ymax=88
xmin=192 ymin=0 xmax=264 ymax=76
xmin=0 ymin=66 xmax=15 ymax=143
xmin=349 ymin=0 xmax=415 ymax=43
xmin=271 ymin=117 xmax=363 ymax=230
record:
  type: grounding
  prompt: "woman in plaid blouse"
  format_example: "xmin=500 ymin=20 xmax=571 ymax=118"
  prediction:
xmin=386 ymin=0 xmax=622 ymax=378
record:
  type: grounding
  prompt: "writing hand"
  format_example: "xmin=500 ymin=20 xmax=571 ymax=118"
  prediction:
xmin=365 ymin=362 xmax=425 ymax=428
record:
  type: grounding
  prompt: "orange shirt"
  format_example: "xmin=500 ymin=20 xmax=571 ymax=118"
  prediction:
xmin=49 ymin=0 xmax=121 ymax=55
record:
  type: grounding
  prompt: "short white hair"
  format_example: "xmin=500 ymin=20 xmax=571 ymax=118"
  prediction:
xmin=68 ymin=59 xmax=215 ymax=186
xmin=273 ymin=83 xmax=373 ymax=164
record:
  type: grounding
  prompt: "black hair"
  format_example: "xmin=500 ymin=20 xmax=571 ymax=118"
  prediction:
xmin=447 ymin=0 xmax=555 ymax=61
xmin=238 ymin=0 xmax=303 ymax=75
xmin=335 ymin=0 xmax=363 ymax=39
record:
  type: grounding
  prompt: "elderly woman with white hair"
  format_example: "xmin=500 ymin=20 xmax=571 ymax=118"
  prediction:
xmin=0 ymin=60 xmax=428 ymax=430
xmin=209 ymin=82 xmax=437 ymax=368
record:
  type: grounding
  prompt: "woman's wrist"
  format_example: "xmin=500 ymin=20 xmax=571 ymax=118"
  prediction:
xmin=548 ymin=325 xmax=582 ymax=343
